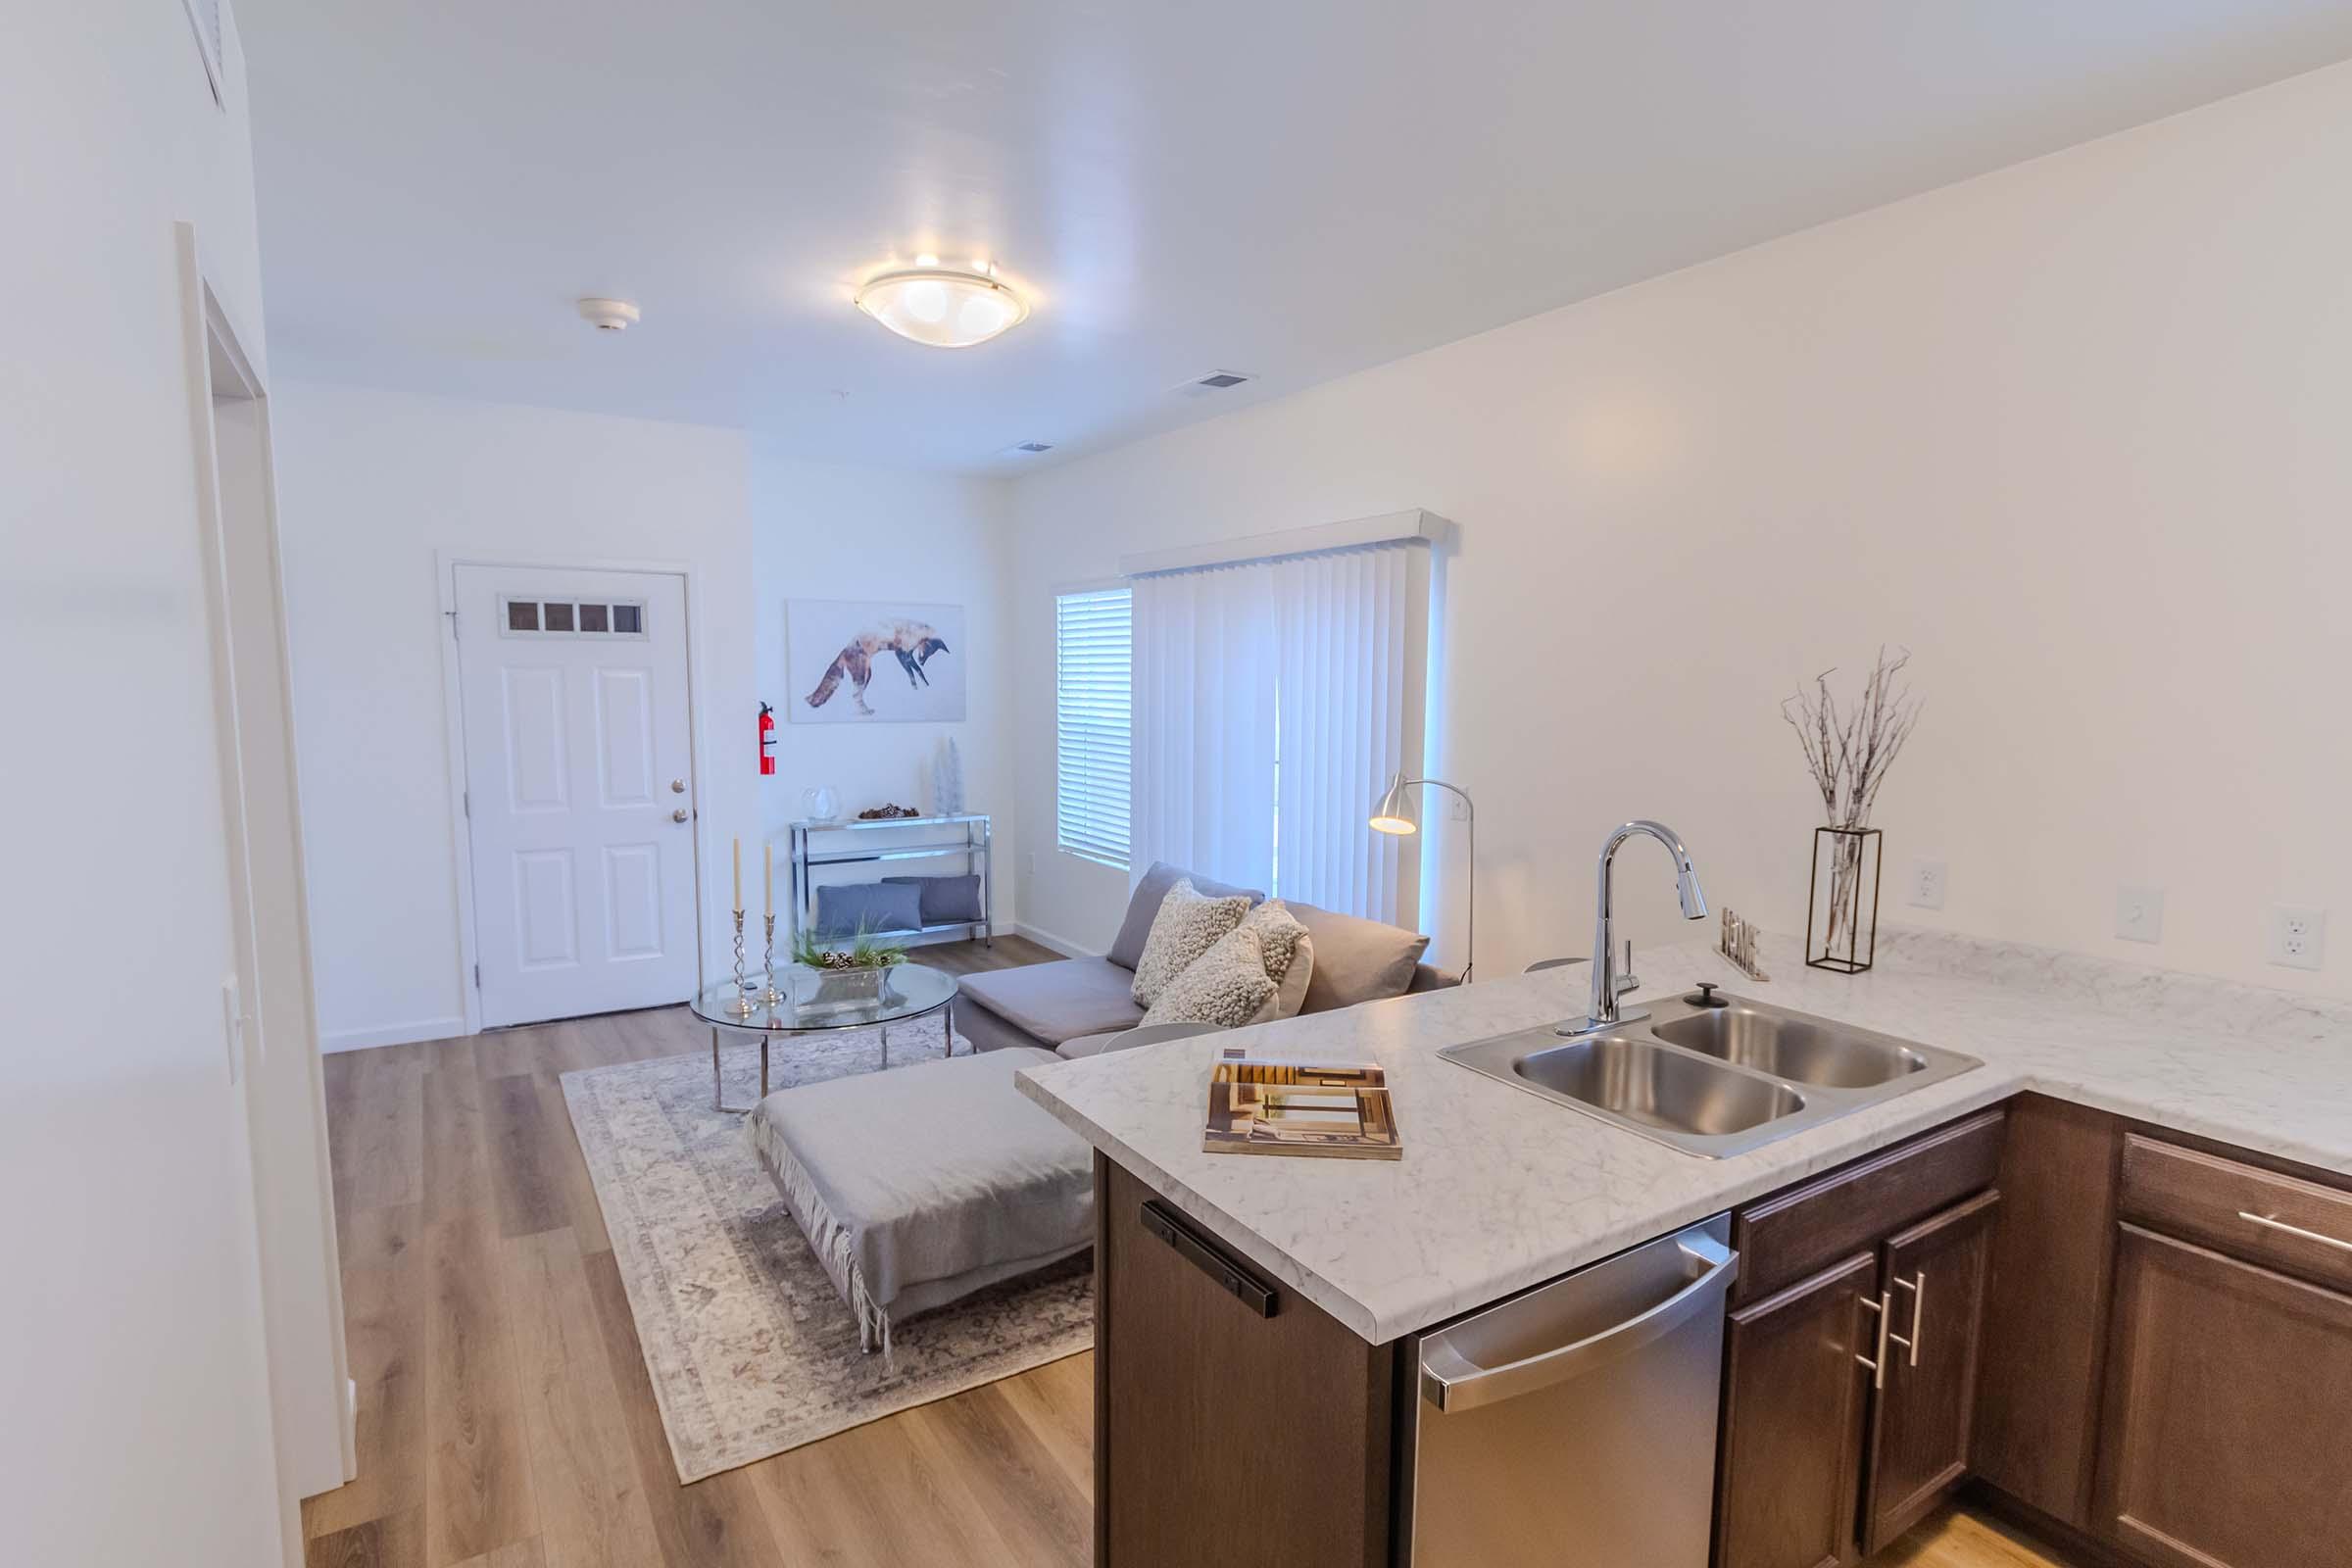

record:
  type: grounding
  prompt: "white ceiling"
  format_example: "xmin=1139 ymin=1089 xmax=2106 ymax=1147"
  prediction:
xmin=241 ymin=1 xmax=2352 ymax=475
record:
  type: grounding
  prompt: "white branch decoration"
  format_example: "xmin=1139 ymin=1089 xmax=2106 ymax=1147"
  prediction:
xmin=1782 ymin=647 xmax=1923 ymax=951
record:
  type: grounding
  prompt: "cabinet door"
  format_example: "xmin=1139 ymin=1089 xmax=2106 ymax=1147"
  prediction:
xmin=1860 ymin=1188 xmax=2001 ymax=1554
xmin=2093 ymin=1224 xmax=2352 ymax=1568
xmin=1095 ymin=1158 xmax=1393 ymax=1568
xmin=1715 ymin=1251 xmax=1878 ymax=1568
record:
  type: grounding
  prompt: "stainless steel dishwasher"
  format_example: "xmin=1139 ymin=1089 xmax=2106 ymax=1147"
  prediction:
xmin=1398 ymin=1215 xmax=1738 ymax=1566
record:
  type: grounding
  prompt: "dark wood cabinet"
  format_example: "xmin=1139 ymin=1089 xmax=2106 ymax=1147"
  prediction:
xmin=1716 ymin=1253 xmax=1878 ymax=1568
xmin=1715 ymin=1112 xmax=2007 ymax=1568
xmin=1094 ymin=1156 xmax=1393 ymax=1568
xmin=2092 ymin=1223 xmax=2352 ymax=1568
xmin=1971 ymin=1095 xmax=2123 ymax=1528
xmin=1859 ymin=1188 xmax=2000 ymax=1553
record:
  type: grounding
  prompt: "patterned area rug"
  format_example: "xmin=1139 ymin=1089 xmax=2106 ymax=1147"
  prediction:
xmin=560 ymin=1016 xmax=1093 ymax=1483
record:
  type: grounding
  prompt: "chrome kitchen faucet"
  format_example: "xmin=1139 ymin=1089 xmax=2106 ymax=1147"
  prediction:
xmin=1565 ymin=820 xmax=1709 ymax=1036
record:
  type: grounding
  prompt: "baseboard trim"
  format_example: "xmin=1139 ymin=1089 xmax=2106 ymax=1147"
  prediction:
xmin=318 ymin=1014 xmax=468 ymax=1054
xmin=1013 ymin=922 xmax=1097 ymax=958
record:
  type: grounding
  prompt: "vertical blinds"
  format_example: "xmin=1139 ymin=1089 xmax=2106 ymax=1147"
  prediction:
xmin=1055 ymin=588 xmax=1133 ymax=868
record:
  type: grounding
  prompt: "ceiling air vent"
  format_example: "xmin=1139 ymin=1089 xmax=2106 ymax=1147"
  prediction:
xmin=1000 ymin=440 xmax=1056 ymax=457
xmin=1175 ymin=368 xmax=1257 ymax=399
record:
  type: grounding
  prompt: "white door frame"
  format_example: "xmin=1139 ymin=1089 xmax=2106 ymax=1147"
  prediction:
xmin=177 ymin=221 xmax=350 ymax=1562
xmin=434 ymin=550 xmax=711 ymax=1036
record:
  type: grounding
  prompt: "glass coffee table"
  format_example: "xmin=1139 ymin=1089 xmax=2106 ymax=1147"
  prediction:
xmin=691 ymin=961 xmax=960 ymax=1113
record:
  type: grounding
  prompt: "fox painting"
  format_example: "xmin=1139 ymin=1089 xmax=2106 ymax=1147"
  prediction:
xmin=804 ymin=618 xmax=953 ymax=717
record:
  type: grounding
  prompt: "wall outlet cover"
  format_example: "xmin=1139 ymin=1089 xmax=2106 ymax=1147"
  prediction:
xmin=2266 ymin=906 xmax=2327 ymax=971
xmin=1907 ymin=858 xmax=1947 ymax=910
xmin=2115 ymin=886 xmax=2165 ymax=945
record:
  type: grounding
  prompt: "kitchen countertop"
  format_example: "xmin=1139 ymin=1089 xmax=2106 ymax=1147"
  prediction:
xmin=1014 ymin=927 xmax=2352 ymax=1344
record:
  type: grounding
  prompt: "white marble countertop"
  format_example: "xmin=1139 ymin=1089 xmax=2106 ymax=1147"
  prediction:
xmin=1014 ymin=927 xmax=2352 ymax=1344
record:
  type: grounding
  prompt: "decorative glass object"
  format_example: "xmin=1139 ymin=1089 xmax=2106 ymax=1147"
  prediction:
xmin=801 ymin=785 xmax=840 ymax=823
xmin=1806 ymin=826 xmax=1883 ymax=974
xmin=793 ymin=962 xmax=891 ymax=1012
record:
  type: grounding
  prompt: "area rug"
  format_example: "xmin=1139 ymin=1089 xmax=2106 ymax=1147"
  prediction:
xmin=560 ymin=1015 xmax=1093 ymax=1483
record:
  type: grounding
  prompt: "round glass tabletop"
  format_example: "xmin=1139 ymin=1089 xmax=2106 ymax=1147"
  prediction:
xmin=688 ymin=961 xmax=957 ymax=1033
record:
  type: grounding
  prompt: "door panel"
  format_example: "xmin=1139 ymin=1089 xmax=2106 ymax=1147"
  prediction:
xmin=1861 ymin=1188 xmax=2001 ymax=1553
xmin=459 ymin=564 xmax=697 ymax=1025
xmin=2094 ymin=1224 xmax=2352 ymax=1568
xmin=502 ymin=665 xmax=568 ymax=810
xmin=593 ymin=666 xmax=656 ymax=807
xmin=1715 ymin=1251 xmax=1877 ymax=1568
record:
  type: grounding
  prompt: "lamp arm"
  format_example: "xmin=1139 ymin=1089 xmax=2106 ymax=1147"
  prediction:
xmin=1404 ymin=776 xmax=1474 ymax=982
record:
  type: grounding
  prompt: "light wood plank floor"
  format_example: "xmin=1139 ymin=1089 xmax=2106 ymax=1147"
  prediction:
xmin=302 ymin=935 xmax=2071 ymax=1568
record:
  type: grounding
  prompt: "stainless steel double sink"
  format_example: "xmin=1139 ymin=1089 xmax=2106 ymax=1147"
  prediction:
xmin=1441 ymin=992 xmax=1982 ymax=1157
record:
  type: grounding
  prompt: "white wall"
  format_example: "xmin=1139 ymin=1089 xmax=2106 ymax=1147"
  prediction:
xmin=1009 ymin=59 xmax=2352 ymax=995
xmin=749 ymin=443 xmax=1020 ymax=940
xmin=272 ymin=387 xmax=1018 ymax=1047
xmin=0 ymin=4 xmax=295 ymax=1565
xmin=273 ymin=381 xmax=758 ymax=1048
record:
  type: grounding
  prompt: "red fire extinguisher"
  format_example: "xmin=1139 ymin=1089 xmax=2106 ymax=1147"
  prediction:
xmin=758 ymin=702 xmax=777 ymax=776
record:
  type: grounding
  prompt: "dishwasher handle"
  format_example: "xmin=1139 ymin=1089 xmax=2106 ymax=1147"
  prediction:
xmin=1419 ymin=1229 xmax=1738 ymax=1415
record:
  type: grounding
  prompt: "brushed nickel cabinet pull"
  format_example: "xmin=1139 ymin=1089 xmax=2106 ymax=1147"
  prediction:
xmin=1855 ymin=1290 xmax=1893 ymax=1389
xmin=1890 ymin=1270 xmax=1927 ymax=1367
xmin=2239 ymin=1210 xmax=2352 ymax=1254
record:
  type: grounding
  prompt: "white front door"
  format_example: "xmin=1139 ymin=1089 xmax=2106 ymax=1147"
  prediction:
xmin=455 ymin=564 xmax=699 ymax=1027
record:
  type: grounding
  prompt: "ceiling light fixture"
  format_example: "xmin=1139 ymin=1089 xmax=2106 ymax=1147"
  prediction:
xmin=854 ymin=264 xmax=1028 ymax=349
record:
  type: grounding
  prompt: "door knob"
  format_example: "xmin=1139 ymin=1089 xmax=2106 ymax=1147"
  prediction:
xmin=671 ymin=778 xmax=687 ymax=794
xmin=671 ymin=808 xmax=690 ymax=823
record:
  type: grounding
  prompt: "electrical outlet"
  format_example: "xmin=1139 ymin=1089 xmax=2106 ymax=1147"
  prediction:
xmin=1907 ymin=858 xmax=1947 ymax=910
xmin=2266 ymin=906 xmax=2327 ymax=971
xmin=2115 ymin=886 xmax=2165 ymax=945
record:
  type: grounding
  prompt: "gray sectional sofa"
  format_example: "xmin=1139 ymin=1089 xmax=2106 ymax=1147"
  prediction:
xmin=956 ymin=860 xmax=1457 ymax=1058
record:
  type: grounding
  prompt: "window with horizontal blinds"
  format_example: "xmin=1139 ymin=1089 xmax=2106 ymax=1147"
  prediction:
xmin=1055 ymin=588 xmax=1133 ymax=868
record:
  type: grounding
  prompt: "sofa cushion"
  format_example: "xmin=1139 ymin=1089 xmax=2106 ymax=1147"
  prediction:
xmin=1141 ymin=922 xmax=1280 ymax=1028
xmin=1106 ymin=860 xmax=1264 ymax=972
xmin=882 ymin=873 xmax=984 ymax=924
xmin=812 ymin=880 xmax=923 ymax=938
xmin=956 ymin=956 xmax=1144 ymax=1047
xmin=1054 ymin=1020 xmax=1228 ymax=1060
xmin=1288 ymin=903 xmax=1431 ymax=1012
xmin=1130 ymin=878 xmax=1254 ymax=1007
xmin=744 ymin=1045 xmax=1091 ymax=1350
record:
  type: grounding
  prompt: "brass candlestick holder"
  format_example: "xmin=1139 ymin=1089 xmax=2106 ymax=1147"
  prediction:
xmin=728 ymin=909 xmax=756 ymax=1015
xmin=760 ymin=913 xmax=786 ymax=1004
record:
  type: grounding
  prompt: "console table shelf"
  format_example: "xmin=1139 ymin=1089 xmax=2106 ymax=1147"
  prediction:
xmin=785 ymin=813 xmax=992 ymax=949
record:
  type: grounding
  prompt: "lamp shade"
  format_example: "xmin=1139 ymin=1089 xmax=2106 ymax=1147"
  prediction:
xmin=1368 ymin=772 xmax=1418 ymax=836
xmin=854 ymin=267 xmax=1028 ymax=348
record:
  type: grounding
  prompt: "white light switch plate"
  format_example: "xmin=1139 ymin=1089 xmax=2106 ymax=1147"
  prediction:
xmin=1907 ymin=858 xmax=1947 ymax=909
xmin=2266 ymin=906 xmax=2327 ymax=971
xmin=2115 ymin=886 xmax=2165 ymax=945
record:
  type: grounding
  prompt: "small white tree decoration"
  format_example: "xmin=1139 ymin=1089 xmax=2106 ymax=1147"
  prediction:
xmin=1782 ymin=647 xmax=1923 ymax=956
xmin=931 ymin=735 xmax=965 ymax=815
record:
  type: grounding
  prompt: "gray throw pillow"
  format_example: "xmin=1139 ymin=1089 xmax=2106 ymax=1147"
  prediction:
xmin=882 ymin=874 xmax=984 ymax=924
xmin=813 ymin=881 xmax=924 ymax=938
xmin=1107 ymin=861 xmax=1264 ymax=971
xmin=1287 ymin=902 xmax=1431 ymax=1012
xmin=1129 ymin=878 xmax=1253 ymax=1007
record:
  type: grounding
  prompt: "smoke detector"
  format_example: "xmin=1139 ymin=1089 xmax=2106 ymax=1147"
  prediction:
xmin=576 ymin=298 xmax=641 ymax=332
xmin=1174 ymin=368 xmax=1256 ymax=398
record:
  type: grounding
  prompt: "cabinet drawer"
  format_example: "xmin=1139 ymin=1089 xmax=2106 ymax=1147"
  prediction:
xmin=1734 ymin=1108 xmax=2005 ymax=1304
xmin=2118 ymin=1134 xmax=2352 ymax=1295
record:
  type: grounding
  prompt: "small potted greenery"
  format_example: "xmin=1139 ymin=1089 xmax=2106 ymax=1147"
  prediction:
xmin=789 ymin=923 xmax=909 ymax=1010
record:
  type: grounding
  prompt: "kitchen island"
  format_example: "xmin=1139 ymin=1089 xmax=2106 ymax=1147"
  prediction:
xmin=1015 ymin=928 xmax=2352 ymax=1567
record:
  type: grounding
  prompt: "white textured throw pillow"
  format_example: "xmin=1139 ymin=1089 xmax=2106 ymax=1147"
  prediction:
xmin=1240 ymin=900 xmax=1307 ymax=985
xmin=1129 ymin=878 xmax=1253 ymax=1007
xmin=1141 ymin=923 xmax=1281 ymax=1028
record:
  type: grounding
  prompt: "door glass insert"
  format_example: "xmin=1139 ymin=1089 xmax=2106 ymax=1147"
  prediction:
xmin=505 ymin=599 xmax=539 ymax=632
xmin=612 ymin=603 xmax=644 ymax=634
xmin=578 ymin=602 xmax=610 ymax=633
xmin=543 ymin=601 xmax=576 ymax=633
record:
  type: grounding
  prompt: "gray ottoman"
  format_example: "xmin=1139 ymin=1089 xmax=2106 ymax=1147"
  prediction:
xmin=745 ymin=1045 xmax=1095 ymax=1352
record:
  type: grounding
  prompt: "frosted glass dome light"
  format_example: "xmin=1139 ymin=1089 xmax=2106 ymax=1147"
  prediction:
xmin=854 ymin=265 xmax=1028 ymax=349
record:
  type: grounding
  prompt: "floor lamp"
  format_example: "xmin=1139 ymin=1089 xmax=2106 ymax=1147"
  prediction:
xmin=1369 ymin=772 xmax=1475 ymax=982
